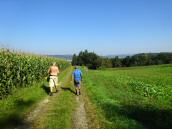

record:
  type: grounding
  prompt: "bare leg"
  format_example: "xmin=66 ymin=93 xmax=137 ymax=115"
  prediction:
xmin=79 ymin=87 xmax=81 ymax=95
xmin=54 ymin=77 xmax=58 ymax=92
xmin=49 ymin=78 xmax=54 ymax=96
xmin=75 ymin=87 xmax=79 ymax=95
xmin=48 ymin=86 xmax=53 ymax=96
xmin=76 ymin=86 xmax=81 ymax=95
xmin=49 ymin=86 xmax=52 ymax=92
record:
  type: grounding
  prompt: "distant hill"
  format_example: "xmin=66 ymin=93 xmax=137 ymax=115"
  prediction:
xmin=48 ymin=54 xmax=132 ymax=60
xmin=105 ymin=52 xmax=172 ymax=59
xmin=48 ymin=55 xmax=73 ymax=61
xmin=48 ymin=52 xmax=172 ymax=61
xmin=105 ymin=54 xmax=133 ymax=58
xmin=133 ymin=52 xmax=172 ymax=57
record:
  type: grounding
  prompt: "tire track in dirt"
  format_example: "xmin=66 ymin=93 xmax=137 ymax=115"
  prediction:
xmin=73 ymin=95 xmax=89 ymax=129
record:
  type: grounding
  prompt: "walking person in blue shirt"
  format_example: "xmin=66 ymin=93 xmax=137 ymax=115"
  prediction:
xmin=72 ymin=66 xmax=82 ymax=95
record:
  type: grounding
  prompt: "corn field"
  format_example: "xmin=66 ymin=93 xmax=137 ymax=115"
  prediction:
xmin=0 ymin=49 xmax=70 ymax=99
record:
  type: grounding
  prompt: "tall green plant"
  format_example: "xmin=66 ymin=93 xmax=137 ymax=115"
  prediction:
xmin=0 ymin=49 xmax=70 ymax=99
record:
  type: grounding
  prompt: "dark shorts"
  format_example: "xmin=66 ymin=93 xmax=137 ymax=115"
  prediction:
xmin=74 ymin=80 xmax=81 ymax=87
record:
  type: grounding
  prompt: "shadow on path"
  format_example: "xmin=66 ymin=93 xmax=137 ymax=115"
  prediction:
xmin=0 ymin=100 xmax=34 ymax=129
xmin=100 ymin=101 xmax=172 ymax=129
xmin=61 ymin=87 xmax=76 ymax=95
xmin=41 ymin=84 xmax=50 ymax=95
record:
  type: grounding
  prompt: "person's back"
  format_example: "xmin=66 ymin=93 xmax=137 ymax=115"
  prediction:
xmin=49 ymin=65 xmax=59 ymax=76
xmin=48 ymin=62 xmax=59 ymax=96
xmin=72 ymin=67 xmax=82 ymax=95
xmin=73 ymin=69 xmax=82 ymax=81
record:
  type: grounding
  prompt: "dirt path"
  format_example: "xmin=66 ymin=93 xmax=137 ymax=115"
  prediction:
xmin=15 ymin=67 xmax=91 ymax=129
xmin=15 ymin=67 xmax=72 ymax=129
xmin=16 ymin=84 xmax=62 ymax=129
xmin=15 ymin=97 xmax=50 ymax=129
xmin=73 ymin=95 xmax=89 ymax=129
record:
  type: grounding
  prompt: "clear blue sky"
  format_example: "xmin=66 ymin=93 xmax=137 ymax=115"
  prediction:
xmin=0 ymin=0 xmax=172 ymax=55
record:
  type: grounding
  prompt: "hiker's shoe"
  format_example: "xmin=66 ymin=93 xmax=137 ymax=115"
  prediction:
xmin=49 ymin=92 xmax=53 ymax=96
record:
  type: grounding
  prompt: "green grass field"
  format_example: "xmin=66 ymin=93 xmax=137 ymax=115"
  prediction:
xmin=0 ymin=65 xmax=171 ymax=129
xmin=83 ymin=64 xmax=172 ymax=129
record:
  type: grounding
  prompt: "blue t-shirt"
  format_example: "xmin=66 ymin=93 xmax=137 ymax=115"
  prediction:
xmin=72 ymin=69 xmax=82 ymax=81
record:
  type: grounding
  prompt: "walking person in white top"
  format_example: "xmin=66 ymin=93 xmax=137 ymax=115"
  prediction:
xmin=48 ymin=62 xmax=60 ymax=96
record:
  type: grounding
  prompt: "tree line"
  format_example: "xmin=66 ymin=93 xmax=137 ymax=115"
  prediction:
xmin=72 ymin=50 xmax=172 ymax=69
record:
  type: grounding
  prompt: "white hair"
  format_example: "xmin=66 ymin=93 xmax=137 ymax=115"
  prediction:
xmin=52 ymin=62 xmax=56 ymax=65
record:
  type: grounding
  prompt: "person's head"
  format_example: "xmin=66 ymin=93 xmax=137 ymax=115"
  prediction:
xmin=52 ymin=62 xmax=56 ymax=66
